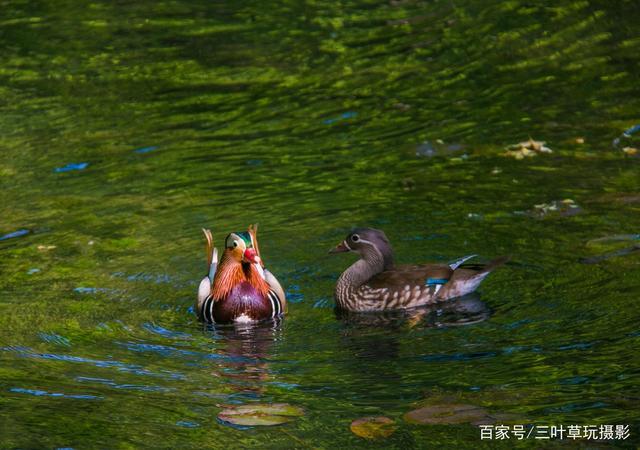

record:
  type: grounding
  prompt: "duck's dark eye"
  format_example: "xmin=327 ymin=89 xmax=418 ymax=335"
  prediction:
xmin=233 ymin=241 xmax=238 ymax=248
xmin=351 ymin=234 xmax=360 ymax=242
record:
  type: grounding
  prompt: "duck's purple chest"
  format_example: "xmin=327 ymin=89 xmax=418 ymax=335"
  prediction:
xmin=213 ymin=282 xmax=270 ymax=323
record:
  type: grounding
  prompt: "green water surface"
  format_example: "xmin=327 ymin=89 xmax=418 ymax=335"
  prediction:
xmin=1 ymin=0 xmax=639 ymax=448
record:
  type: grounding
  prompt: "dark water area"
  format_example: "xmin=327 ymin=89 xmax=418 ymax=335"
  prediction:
xmin=1 ymin=1 xmax=639 ymax=448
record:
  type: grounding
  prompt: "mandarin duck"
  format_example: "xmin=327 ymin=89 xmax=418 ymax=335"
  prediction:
xmin=329 ymin=227 xmax=507 ymax=312
xmin=196 ymin=224 xmax=286 ymax=323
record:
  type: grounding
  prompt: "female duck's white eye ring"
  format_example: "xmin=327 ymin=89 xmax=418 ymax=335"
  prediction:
xmin=351 ymin=234 xmax=360 ymax=242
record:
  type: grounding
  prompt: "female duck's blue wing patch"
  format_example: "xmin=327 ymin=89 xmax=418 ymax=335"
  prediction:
xmin=425 ymin=278 xmax=448 ymax=296
xmin=426 ymin=278 xmax=449 ymax=286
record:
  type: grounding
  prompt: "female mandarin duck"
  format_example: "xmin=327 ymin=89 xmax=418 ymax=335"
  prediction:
xmin=330 ymin=227 xmax=507 ymax=312
xmin=196 ymin=224 xmax=286 ymax=323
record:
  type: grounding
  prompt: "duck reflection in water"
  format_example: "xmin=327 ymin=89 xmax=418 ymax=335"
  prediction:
xmin=205 ymin=318 xmax=283 ymax=397
xmin=335 ymin=293 xmax=490 ymax=360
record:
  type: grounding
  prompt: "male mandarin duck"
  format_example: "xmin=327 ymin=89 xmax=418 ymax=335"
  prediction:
xmin=196 ymin=224 xmax=286 ymax=324
xmin=329 ymin=227 xmax=507 ymax=312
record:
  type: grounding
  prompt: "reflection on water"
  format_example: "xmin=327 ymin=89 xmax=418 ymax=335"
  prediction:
xmin=206 ymin=320 xmax=283 ymax=398
xmin=1 ymin=0 xmax=639 ymax=447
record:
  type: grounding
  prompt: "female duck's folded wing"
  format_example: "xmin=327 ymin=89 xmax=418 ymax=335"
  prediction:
xmin=363 ymin=257 xmax=507 ymax=304
xmin=366 ymin=264 xmax=454 ymax=289
xmin=351 ymin=264 xmax=454 ymax=309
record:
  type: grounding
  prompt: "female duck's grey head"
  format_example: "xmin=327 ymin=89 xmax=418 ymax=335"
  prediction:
xmin=329 ymin=227 xmax=394 ymax=270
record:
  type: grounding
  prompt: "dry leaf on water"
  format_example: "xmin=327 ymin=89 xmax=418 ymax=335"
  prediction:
xmin=503 ymin=137 xmax=552 ymax=159
xmin=350 ymin=416 xmax=397 ymax=439
xmin=218 ymin=403 xmax=304 ymax=426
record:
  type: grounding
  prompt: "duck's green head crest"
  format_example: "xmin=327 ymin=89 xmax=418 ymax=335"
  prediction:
xmin=224 ymin=231 xmax=253 ymax=250
xmin=235 ymin=231 xmax=253 ymax=248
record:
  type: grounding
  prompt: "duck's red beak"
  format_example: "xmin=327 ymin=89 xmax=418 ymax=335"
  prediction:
xmin=243 ymin=248 xmax=258 ymax=264
xmin=329 ymin=240 xmax=350 ymax=254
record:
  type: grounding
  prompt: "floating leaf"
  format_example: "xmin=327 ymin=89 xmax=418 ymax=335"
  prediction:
xmin=403 ymin=404 xmax=491 ymax=425
xmin=581 ymin=245 xmax=640 ymax=264
xmin=526 ymin=199 xmax=582 ymax=218
xmin=218 ymin=403 xmax=304 ymax=426
xmin=593 ymin=192 xmax=640 ymax=206
xmin=586 ymin=234 xmax=640 ymax=248
xmin=583 ymin=234 xmax=640 ymax=264
xmin=503 ymin=137 xmax=552 ymax=159
xmin=350 ymin=416 xmax=397 ymax=439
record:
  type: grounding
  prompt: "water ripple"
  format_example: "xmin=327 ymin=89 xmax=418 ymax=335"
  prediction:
xmin=116 ymin=341 xmax=257 ymax=364
xmin=142 ymin=322 xmax=192 ymax=340
xmin=0 ymin=229 xmax=30 ymax=241
xmin=2 ymin=346 xmax=185 ymax=380
xmin=420 ymin=351 xmax=499 ymax=362
xmin=38 ymin=332 xmax=71 ymax=347
xmin=175 ymin=421 xmax=200 ymax=428
xmin=9 ymin=387 xmax=102 ymax=400
xmin=76 ymin=376 xmax=174 ymax=392
xmin=558 ymin=342 xmax=594 ymax=351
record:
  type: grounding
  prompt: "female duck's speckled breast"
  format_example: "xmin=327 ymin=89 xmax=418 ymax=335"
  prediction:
xmin=213 ymin=281 xmax=270 ymax=322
